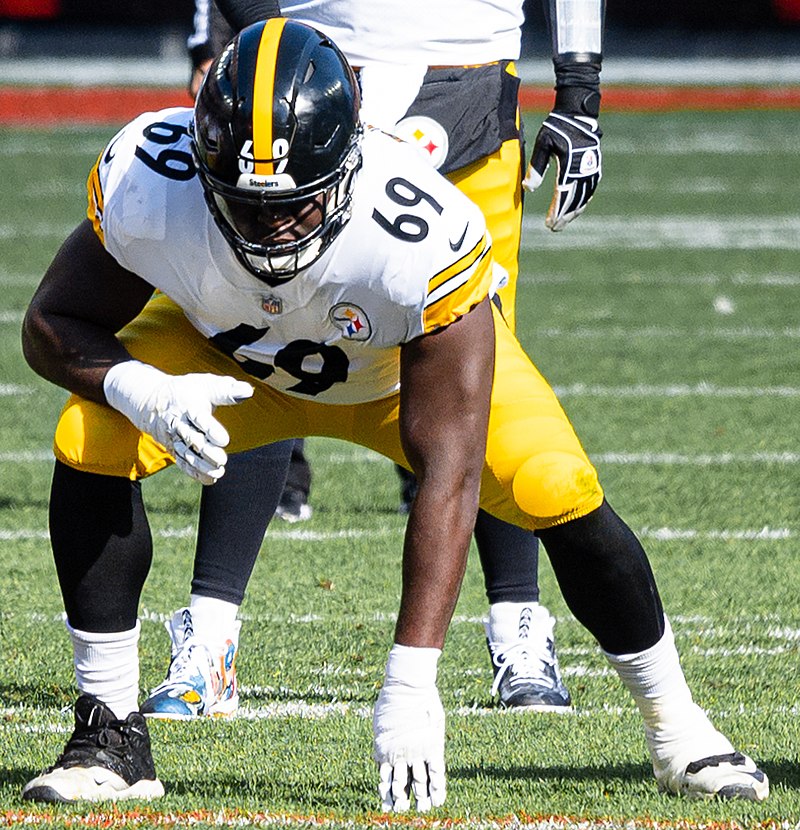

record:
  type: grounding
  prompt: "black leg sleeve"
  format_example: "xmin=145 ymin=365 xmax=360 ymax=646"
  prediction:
xmin=473 ymin=509 xmax=540 ymax=605
xmin=49 ymin=461 xmax=152 ymax=633
xmin=537 ymin=500 xmax=665 ymax=654
xmin=192 ymin=441 xmax=293 ymax=604
xmin=284 ymin=438 xmax=311 ymax=497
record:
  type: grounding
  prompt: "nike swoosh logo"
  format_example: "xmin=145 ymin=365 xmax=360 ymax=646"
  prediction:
xmin=449 ymin=224 xmax=469 ymax=251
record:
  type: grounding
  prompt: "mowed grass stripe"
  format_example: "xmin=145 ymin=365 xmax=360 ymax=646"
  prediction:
xmin=6 ymin=319 xmax=800 ymax=339
xmin=3 ymin=449 xmax=800 ymax=465
xmin=4 ymin=123 xmax=796 ymax=156
xmin=1 ymin=525 xmax=797 ymax=542
xmin=8 ymin=608 xmax=794 ymax=634
xmin=4 ymin=216 xmax=798 ymax=248
xmin=2 ymin=113 xmax=799 ymax=822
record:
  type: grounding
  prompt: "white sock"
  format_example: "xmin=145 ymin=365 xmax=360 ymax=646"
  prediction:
xmin=486 ymin=601 xmax=548 ymax=643
xmin=604 ymin=617 xmax=731 ymax=761
xmin=68 ymin=621 xmax=140 ymax=720
xmin=188 ymin=594 xmax=240 ymax=643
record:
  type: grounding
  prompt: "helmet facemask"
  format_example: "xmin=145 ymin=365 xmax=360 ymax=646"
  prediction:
xmin=191 ymin=19 xmax=363 ymax=286
xmin=195 ymin=137 xmax=361 ymax=282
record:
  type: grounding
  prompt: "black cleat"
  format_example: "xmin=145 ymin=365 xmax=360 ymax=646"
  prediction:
xmin=22 ymin=694 xmax=164 ymax=803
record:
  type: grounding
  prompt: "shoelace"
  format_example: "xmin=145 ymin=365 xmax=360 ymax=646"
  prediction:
xmin=489 ymin=638 xmax=557 ymax=697
xmin=149 ymin=641 xmax=211 ymax=695
xmin=56 ymin=717 xmax=143 ymax=769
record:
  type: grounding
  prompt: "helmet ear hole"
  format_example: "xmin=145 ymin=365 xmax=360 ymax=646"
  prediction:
xmin=192 ymin=19 xmax=362 ymax=284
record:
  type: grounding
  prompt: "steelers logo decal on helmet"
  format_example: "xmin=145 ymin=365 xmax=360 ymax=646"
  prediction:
xmin=393 ymin=115 xmax=449 ymax=170
xmin=191 ymin=18 xmax=363 ymax=285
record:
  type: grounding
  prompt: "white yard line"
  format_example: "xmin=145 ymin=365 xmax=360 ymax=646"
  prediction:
xmin=592 ymin=451 xmax=800 ymax=465
xmin=540 ymin=327 xmax=800 ymax=339
xmin=552 ymin=382 xmax=800 ymax=397
xmin=5 ymin=698 xmax=800 ymax=731
xmin=519 ymin=272 xmax=800 ymax=287
xmin=3 ymin=449 xmax=800 ymax=466
xmin=4 ymin=55 xmax=800 ymax=86
xmin=521 ymin=215 xmax=800 ymax=250
xmin=3 ymin=216 xmax=799 ymax=250
xmin=0 ymin=223 xmax=77 ymax=239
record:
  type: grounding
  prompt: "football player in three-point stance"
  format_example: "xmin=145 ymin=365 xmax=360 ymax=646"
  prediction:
xmin=142 ymin=0 xmax=604 ymax=721
xmin=21 ymin=20 xmax=767 ymax=808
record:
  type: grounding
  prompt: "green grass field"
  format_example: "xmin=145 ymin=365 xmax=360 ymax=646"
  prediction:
xmin=1 ymin=110 xmax=799 ymax=828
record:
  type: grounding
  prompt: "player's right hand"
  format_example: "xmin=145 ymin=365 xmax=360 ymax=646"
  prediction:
xmin=373 ymin=645 xmax=446 ymax=812
xmin=103 ymin=360 xmax=253 ymax=484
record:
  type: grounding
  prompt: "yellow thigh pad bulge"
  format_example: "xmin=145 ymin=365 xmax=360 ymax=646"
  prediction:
xmin=487 ymin=413 xmax=603 ymax=527
xmin=512 ymin=450 xmax=602 ymax=524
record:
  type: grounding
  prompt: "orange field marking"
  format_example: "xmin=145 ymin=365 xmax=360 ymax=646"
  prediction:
xmin=0 ymin=84 xmax=799 ymax=126
xmin=0 ymin=810 xmax=790 ymax=829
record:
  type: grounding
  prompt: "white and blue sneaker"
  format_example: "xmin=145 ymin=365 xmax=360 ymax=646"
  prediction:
xmin=141 ymin=608 xmax=240 ymax=720
xmin=485 ymin=602 xmax=571 ymax=710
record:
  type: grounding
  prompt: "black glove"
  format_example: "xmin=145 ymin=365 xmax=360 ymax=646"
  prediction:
xmin=523 ymin=111 xmax=602 ymax=231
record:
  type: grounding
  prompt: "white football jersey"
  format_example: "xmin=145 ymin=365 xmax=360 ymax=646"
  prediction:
xmin=280 ymin=0 xmax=525 ymax=66
xmin=87 ymin=108 xmax=499 ymax=405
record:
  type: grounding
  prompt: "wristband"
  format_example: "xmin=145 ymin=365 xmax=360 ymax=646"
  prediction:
xmin=384 ymin=644 xmax=441 ymax=687
xmin=103 ymin=359 xmax=159 ymax=405
xmin=554 ymin=54 xmax=602 ymax=117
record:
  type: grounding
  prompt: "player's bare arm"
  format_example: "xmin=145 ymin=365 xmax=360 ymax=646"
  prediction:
xmin=23 ymin=219 xmax=253 ymax=486
xmin=394 ymin=297 xmax=495 ymax=650
xmin=21 ymin=219 xmax=155 ymax=403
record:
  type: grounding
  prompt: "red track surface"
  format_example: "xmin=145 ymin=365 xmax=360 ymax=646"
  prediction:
xmin=1 ymin=84 xmax=799 ymax=125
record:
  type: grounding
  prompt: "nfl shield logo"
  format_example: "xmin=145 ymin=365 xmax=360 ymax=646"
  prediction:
xmin=261 ymin=295 xmax=283 ymax=315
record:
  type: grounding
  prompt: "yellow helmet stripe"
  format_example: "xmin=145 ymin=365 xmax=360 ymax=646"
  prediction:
xmin=253 ymin=18 xmax=287 ymax=175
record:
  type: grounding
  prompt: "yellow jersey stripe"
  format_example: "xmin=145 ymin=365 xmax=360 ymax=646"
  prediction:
xmin=423 ymin=243 xmax=494 ymax=333
xmin=253 ymin=18 xmax=286 ymax=176
xmin=86 ymin=156 xmax=105 ymax=245
xmin=427 ymin=233 xmax=489 ymax=296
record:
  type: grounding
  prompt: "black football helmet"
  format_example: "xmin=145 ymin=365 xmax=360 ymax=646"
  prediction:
xmin=192 ymin=19 xmax=362 ymax=284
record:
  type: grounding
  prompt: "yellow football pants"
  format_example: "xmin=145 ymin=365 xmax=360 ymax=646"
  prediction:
xmin=448 ymin=136 xmax=522 ymax=332
xmin=53 ymin=295 xmax=603 ymax=531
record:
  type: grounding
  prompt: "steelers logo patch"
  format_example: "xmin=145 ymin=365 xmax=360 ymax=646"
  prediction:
xmin=330 ymin=303 xmax=372 ymax=341
xmin=580 ymin=149 xmax=599 ymax=175
xmin=393 ymin=115 xmax=449 ymax=170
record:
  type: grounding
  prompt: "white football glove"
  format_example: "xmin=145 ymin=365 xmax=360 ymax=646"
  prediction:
xmin=373 ymin=644 xmax=446 ymax=813
xmin=103 ymin=360 xmax=254 ymax=485
xmin=523 ymin=111 xmax=602 ymax=231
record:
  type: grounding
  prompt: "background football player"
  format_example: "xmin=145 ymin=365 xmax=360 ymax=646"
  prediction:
xmin=21 ymin=20 xmax=766 ymax=808
xmin=143 ymin=0 xmax=604 ymax=721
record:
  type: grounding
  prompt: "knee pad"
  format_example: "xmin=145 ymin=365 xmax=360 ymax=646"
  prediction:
xmin=512 ymin=450 xmax=603 ymax=525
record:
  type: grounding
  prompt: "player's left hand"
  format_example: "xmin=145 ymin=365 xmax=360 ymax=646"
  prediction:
xmin=523 ymin=111 xmax=602 ymax=231
xmin=373 ymin=645 xmax=446 ymax=812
